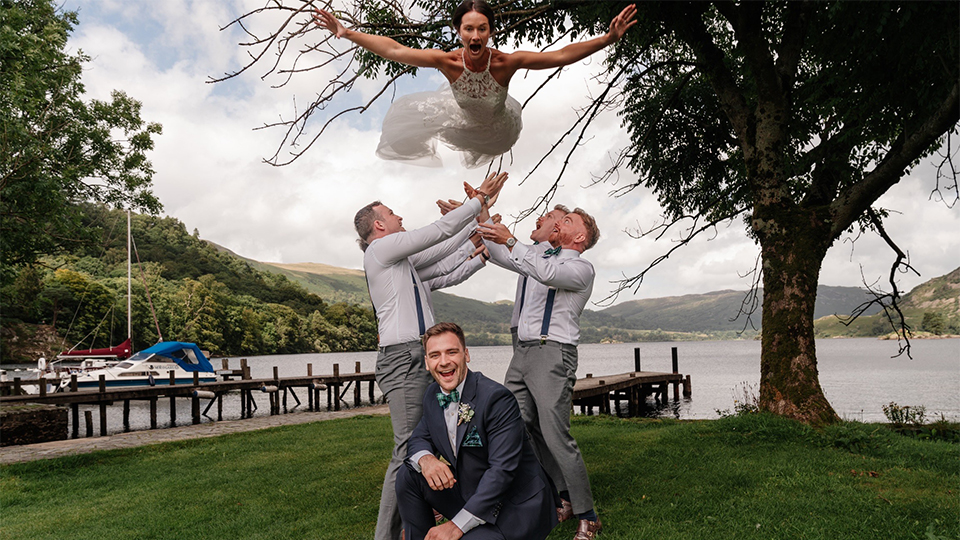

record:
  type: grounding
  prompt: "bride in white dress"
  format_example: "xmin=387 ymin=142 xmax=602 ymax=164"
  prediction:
xmin=314 ymin=1 xmax=637 ymax=168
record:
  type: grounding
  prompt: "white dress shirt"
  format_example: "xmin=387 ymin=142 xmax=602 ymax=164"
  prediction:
xmin=486 ymin=240 xmax=594 ymax=345
xmin=488 ymin=242 xmax=548 ymax=328
xmin=365 ymin=198 xmax=481 ymax=346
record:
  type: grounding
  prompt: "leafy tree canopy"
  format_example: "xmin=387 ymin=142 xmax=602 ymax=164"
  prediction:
xmin=0 ymin=0 xmax=162 ymax=284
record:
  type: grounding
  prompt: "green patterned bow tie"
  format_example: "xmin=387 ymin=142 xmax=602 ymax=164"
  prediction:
xmin=437 ymin=389 xmax=460 ymax=409
xmin=543 ymin=246 xmax=561 ymax=256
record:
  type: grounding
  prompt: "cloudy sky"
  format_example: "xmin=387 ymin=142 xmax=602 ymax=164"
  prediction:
xmin=61 ymin=0 xmax=958 ymax=306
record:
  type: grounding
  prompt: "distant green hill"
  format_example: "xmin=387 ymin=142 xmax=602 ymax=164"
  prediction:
xmin=594 ymin=285 xmax=884 ymax=333
xmin=219 ymin=245 xmax=955 ymax=341
xmin=207 ymin=244 xmax=371 ymax=305
xmin=814 ymin=267 xmax=960 ymax=337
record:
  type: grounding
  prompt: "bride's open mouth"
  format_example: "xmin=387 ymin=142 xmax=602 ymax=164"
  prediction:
xmin=469 ymin=43 xmax=482 ymax=54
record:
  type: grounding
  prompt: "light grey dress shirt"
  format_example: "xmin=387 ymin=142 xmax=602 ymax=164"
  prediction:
xmin=486 ymin=240 xmax=594 ymax=345
xmin=365 ymin=198 xmax=481 ymax=346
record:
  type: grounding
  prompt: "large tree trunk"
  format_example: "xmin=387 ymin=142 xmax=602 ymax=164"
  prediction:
xmin=757 ymin=218 xmax=840 ymax=425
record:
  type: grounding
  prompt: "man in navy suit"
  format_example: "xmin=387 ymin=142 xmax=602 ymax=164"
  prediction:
xmin=396 ymin=322 xmax=558 ymax=540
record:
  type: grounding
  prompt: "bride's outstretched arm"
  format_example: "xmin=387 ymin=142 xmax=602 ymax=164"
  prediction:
xmin=313 ymin=8 xmax=450 ymax=69
xmin=506 ymin=4 xmax=637 ymax=71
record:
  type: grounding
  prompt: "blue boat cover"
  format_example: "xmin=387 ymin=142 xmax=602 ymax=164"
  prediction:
xmin=140 ymin=341 xmax=214 ymax=373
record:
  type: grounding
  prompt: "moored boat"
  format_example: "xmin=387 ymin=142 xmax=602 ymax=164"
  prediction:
xmin=58 ymin=341 xmax=217 ymax=391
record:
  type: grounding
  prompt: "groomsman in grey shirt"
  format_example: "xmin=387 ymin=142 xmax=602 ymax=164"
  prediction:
xmin=356 ymin=173 xmax=505 ymax=540
xmin=502 ymin=205 xmax=569 ymax=348
xmin=478 ymin=208 xmax=603 ymax=540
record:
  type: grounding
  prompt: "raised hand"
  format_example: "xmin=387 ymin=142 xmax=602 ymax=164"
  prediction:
xmin=607 ymin=4 xmax=638 ymax=42
xmin=477 ymin=222 xmax=514 ymax=246
xmin=468 ymin=244 xmax=488 ymax=260
xmin=313 ymin=8 xmax=347 ymax=38
xmin=476 ymin=171 xmax=508 ymax=204
xmin=437 ymin=199 xmax=462 ymax=216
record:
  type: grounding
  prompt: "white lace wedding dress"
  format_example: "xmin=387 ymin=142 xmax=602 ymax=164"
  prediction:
xmin=376 ymin=52 xmax=523 ymax=168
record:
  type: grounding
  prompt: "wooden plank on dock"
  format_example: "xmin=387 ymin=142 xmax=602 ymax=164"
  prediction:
xmin=572 ymin=371 xmax=683 ymax=399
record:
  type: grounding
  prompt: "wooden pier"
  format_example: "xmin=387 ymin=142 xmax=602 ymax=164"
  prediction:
xmin=0 ymin=359 xmax=377 ymax=442
xmin=572 ymin=346 xmax=692 ymax=416
xmin=2 ymin=346 xmax=692 ymax=445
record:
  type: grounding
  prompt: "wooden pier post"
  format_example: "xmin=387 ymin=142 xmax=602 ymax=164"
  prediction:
xmin=273 ymin=366 xmax=280 ymax=415
xmin=192 ymin=372 xmax=201 ymax=425
xmin=84 ymin=410 xmax=93 ymax=437
xmin=241 ymin=386 xmax=247 ymax=418
xmin=192 ymin=371 xmax=201 ymax=423
xmin=634 ymin=348 xmax=641 ymax=372
xmin=71 ymin=374 xmax=79 ymax=439
xmin=169 ymin=371 xmax=177 ymax=426
xmin=671 ymin=347 xmax=681 ymax=400
xmin=150 ymin=397 xmax=158 ymax=429
xmin=683 ymin=374 xmax=692 ymax=397
xmin=629 ymin=386 xmax=639 ymax=416
xmin=123 ymin=400 xmax=131 ymax=432
xmin=354 ymin=362 xmax=362 ymax=406
xmin=332 ymin=363 xmax=340 ymax=411
xmin=240 ymin=358 xmax=249 ymax=380
xmin=99 ymin=375 xmax=107 ymax=436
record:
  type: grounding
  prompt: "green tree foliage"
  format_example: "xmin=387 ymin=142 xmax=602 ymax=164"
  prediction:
xmin=921 ymin=312 xmax=946 ymax=336
xmin=1 ymin=205 xmax=378 ymax=358
xmin=0 ymin=0 xmax=162 ymax=285
xmin=220 ymin=1 xmax=958 ymax=424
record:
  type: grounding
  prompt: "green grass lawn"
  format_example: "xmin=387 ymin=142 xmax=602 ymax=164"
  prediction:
xmin=1 ymin=414 xmax=956 ymax=540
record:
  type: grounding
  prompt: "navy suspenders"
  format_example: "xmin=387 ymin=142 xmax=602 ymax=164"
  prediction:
xmin=540 ymin=287 xmax=557 ymax=344
xmin=410 ymin=270 xmax=426 ymax=336
xmin=364 ymin=268 xmax=426 ymax=342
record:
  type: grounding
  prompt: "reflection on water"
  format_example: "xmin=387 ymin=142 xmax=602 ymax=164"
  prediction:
xmin=10 ymin=338 xmax=957 ymax=435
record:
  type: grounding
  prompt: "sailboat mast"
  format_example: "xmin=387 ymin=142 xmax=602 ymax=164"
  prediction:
xmin=127 ymin=209 xmax=132 ymax=344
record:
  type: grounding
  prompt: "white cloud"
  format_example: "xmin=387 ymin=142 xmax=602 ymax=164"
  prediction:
xmin=61 ymin=0 xmax=959 ymax=307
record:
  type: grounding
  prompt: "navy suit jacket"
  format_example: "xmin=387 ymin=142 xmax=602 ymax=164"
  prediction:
xmin=407 ymin=370 xmax=558 ymax=539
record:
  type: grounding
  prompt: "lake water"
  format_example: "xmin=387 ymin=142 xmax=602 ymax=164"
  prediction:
xmin=12 ymin=338 xmax=958 ymax=435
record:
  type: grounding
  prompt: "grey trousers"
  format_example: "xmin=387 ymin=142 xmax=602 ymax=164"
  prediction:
xmin=505 ymin=340 xmax=594 ymax=514
xmin=374 ymin=341 xmax=432 ymax=540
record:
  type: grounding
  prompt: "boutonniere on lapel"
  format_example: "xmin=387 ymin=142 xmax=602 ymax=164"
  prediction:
xmin=457 ymin=402 xmax=475 ymax=426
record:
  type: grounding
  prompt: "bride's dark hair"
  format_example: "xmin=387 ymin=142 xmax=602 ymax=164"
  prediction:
xmin=452 ymin=0 xmax=496 ymax=33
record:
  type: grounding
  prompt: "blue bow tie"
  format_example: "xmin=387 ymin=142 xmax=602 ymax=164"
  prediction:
xmin=437 ymin=389 xmax=460 ymax=409
xmin=543 ymin=246 xmax=561 ymax=257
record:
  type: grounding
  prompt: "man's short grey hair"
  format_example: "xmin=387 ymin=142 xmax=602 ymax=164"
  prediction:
xmin=355 ymin=201 xmax=382 ymax=252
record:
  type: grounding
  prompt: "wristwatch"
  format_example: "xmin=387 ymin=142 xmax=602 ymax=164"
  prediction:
xmin=476 ymin=191 xmax=491 ymax=206
xmin=505 ymin=237 xmax=517 ymax=248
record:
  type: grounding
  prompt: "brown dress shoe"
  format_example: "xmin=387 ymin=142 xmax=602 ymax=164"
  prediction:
xmin=557 ymin=499 xmax=573 ymax=522
xmin=573 ymin=518 xmax=602 ymax=540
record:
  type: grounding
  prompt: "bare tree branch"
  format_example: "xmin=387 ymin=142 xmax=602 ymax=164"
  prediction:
xmin=731 ymin=253 xmax=762 ymax=334
xmin=930 ymin=131 xmax=959 ymax=208
xmin=596 ymin=207 xmax=748 ymax=306
xmin=836 ymin=208 xmax=920 ymax=358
